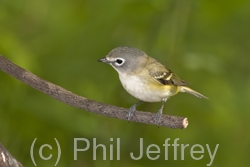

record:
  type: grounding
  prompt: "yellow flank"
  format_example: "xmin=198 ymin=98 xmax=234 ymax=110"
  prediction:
xmin=145 ymin=77 xmax=180 ymax=98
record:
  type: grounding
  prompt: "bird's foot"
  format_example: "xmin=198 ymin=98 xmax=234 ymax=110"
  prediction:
xmin=155 ymin=108 xmax=163 ymax=126
xmin=127 ymin=101 xmax=143 ymax=121
xmin=128 ymin=105 xmax=136 ymax=121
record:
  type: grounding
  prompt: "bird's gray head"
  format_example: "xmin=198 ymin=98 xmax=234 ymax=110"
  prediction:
xmin=98 ymin=47 xmax=148 ymax=74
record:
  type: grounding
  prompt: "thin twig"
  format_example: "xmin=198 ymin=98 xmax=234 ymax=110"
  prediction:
xmin=0 ymin=55 xmax=188 ymax=129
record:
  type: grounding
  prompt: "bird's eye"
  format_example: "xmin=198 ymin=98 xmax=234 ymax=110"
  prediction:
xmin=114 ymin=58 xmax=125 ymax=66
xmin=116 ymin=59 xmax=123 ymax=64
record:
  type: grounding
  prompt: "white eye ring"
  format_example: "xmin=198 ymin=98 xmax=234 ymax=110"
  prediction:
xmin=114 ymin=58 xmax=125 ymax=66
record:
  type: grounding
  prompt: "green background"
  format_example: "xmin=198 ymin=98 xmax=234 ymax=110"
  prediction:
xmin=1 ymin=0 xmax=249 ymax=166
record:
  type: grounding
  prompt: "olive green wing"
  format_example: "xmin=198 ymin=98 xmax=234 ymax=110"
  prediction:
xmin=148 ymin=61 xmax=189 ymax=86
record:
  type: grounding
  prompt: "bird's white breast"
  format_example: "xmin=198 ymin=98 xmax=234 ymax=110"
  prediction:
xmin=118 ymin=73 xmax=175 ymax=102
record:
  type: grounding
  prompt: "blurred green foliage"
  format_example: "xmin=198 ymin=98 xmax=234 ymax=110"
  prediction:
xmin=1 ymin=0 xmax=250 ymax=166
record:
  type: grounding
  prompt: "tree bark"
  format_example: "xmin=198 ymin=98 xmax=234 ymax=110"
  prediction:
xmin=0 ymin=144 xmax=23 ymax=167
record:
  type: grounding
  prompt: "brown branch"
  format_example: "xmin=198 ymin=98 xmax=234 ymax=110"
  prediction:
xmin=0 ymin=55 xmax=188 ymax=129
xmin=0 ymin=143 xmax=23 ymax=167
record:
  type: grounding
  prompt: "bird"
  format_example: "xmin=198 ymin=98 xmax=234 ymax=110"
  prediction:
xmin=98 ymin=46 xmax=207 ymax=125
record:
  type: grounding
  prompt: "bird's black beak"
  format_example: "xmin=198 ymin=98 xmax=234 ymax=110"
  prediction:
xmin=98 ymin=57 xmax=110 ymax=63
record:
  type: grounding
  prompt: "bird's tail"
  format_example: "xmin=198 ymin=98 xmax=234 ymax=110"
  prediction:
xmin=180 ymin=86 xmax=208 ymax=99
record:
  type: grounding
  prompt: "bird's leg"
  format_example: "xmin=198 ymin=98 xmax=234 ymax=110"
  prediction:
xmin=155 ymin=98 xmax=167 ymax=125
xmin=128 ymin=101 xmax=143 ymax=121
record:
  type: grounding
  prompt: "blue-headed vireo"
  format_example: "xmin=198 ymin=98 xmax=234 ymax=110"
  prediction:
xmin=98 ymin=47 xmax=207 ymax=125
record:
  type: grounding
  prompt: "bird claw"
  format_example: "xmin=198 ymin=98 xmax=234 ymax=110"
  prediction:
xmin=154 ymin=108 xmax=163 ymax=126
xmin=127 ymin=105 xmax=136 ymax=121
xmin=127 ymin=101 xmax=143 ymax=121
xmin=154 ymin=98 xmax=167 ymax=126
